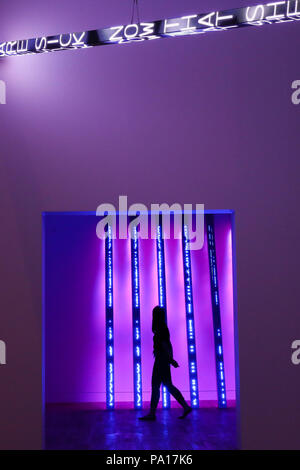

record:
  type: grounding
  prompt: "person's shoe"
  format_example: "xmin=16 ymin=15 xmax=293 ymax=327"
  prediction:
xmin=178 ymin=406 xmax=192 ymax=419
xmin=139 ymin=413 xmax=156 ymax=421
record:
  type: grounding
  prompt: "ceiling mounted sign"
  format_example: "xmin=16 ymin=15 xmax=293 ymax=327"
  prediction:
xmin=1 ymin=1 xmax=299 ymax=58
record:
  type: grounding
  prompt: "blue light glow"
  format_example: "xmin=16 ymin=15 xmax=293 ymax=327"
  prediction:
xmin=156 ymin=222 xmax=170 ymax=409
xmin=131 ymin=226 xmax=142 ymax=409
xmin=182 ymin=224 xmax=199 ymax=408
xmin=207 ymin=217 xmax=227 ymax=408
xmin=105 ymin=226 xmax=114 ymax=409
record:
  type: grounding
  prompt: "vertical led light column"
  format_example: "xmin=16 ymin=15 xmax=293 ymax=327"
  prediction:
xmin=182 ymin=223 xmax=199 ymax=408
xmin=206 ymin=215 xmax=227 ymax=408
xmin=131 ymin=225 xmax=142 ymax=409
xmin=156 ymin=218 xmax=170 ymax=409
xmin=105 ymin=226 xmax=114 ymax=409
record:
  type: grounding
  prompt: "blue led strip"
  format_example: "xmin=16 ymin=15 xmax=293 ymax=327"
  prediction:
xmin=206 ymin=215 xmax=227 ymax=408
xmin=156 ymin=219 xmax=171 ymax=409
xmin=105 ymin=225 xmax=114 ymax=409
xmin=182 ymin=224 xmax=199 ymax=408
xmin=131 ymin=225 xmax=142 ymax=409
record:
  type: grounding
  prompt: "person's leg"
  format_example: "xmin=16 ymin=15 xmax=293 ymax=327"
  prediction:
xmin=150 ymin=381 xmax=160 ymax=412
xmin=162 ymin=366 xmax=192 ymax=419
xmin=164 ymin=381 xmax=189 ymax=408
xmin=139 ymin=360 xmax=161 ymax=421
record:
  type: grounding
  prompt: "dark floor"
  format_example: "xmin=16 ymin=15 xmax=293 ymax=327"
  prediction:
xmin=45 ymin=405 xmax=237 ymax=450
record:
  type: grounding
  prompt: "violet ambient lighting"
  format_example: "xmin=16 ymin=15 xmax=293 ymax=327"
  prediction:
xmin=1 ymin=1 xmax=300 ymax=57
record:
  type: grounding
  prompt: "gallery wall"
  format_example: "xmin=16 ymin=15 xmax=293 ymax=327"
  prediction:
xmin=0 ymin=0 xmax=299 ymax=449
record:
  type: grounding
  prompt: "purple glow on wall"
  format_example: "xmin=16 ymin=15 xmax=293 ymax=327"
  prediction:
xmin=139 ymin=236 xmax=158 ymax=405
xmin=45 ymin=215 xmax=107 ymax=403
xmin=191 ymin=226 xmax=218 ymax=403
xmin=114 ymin=237 xmax=133 ymax=405
xmin=44 ymin=212 xmax=236 ymax=407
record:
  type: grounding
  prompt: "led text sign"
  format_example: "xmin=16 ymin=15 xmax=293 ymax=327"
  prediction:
xmin=1 ymin=1 xmax=299 ymax=57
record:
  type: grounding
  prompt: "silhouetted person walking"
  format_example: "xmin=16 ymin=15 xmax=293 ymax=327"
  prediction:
xmin=139 ymin=306 xmax=192 ymax=421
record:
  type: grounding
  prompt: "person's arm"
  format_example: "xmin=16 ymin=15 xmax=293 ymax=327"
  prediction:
xmin=162 ymin=341 xmax=179 ymax=367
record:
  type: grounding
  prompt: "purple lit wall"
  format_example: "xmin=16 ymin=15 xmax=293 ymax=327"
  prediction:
xmin=1 ymin=0 xmax=300 ymax=451
xmin=44 ymin=212 xmax=236 ymax=407
xmin=44 ymin=214 xmax=106 ymax=403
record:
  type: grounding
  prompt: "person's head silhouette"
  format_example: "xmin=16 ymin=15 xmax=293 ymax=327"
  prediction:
xmin=152 ymin=306 xmax=167 ymax=333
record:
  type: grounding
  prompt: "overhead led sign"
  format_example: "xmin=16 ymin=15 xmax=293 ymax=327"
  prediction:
xmin=1 ymin=1 xmax=299 ymax=57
